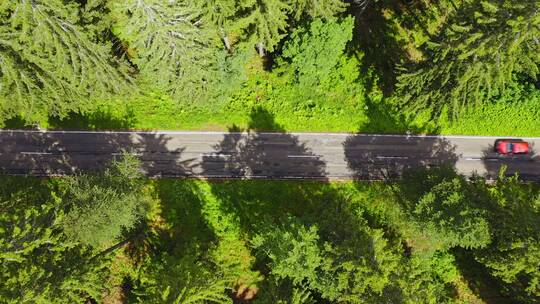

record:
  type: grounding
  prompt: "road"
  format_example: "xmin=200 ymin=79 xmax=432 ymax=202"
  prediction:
xmin=1 ymin=130 xmax=539 ymax=181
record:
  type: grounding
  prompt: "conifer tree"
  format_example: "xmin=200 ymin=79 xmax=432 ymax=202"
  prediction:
xmin=110 ymin=0 xmax=208 ymax=96
xmin=0 ymin=176 xmax=115 ymax=303
xmin=195 ymin=0 xmax=346 ymax=56
xmin=0 ymin=0 xmax=130 ymax=122
xmin=61 ymin=153 xmax=150 ymax=248
xmin=397 ymin=0 xmax=540 ymax=117
xmin=290 ymin=0 xmax=347 ymax=21
xmin=475 ymin=171 xmax=540 ymax=300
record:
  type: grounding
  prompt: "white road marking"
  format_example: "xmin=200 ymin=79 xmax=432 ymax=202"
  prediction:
xmin=21 ymin=152 xmax=53 ymax=155
xmin=112 ymin=152 xmax=142 ymax=156
xmin=200 ymin=153 xmax=231 ymax=158
xmin=375 ymin=156 xmax=409 ymax=159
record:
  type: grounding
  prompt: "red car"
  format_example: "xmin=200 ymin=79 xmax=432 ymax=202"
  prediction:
xmin=495 ymin=139 xmax=530 ymax=155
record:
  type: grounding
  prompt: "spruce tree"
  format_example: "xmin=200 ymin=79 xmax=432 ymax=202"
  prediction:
xmin=397 ymin=0 xmax=540 ymax=117
xmin=475 ymin=172 xmax=540 ymax=301
xmin=61 ymin=153 xmax=150 ymax=248
xmin=0 ymin=0 xmax=130 ymax=122
xmin=0 ymin=176 xmax=115 ymax=303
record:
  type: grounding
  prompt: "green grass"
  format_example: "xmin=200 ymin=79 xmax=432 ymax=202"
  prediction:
xmin=438 ymin=97 xmax=540 ymax=137
xmin=31 ymin=86 xmax=538 ymax=137
xmin=4 ymin=85 xmax=540 ymax=137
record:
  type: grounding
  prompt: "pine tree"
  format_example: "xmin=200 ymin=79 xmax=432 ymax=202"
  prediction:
xmin=194 ymin=0 xmax=238 ymax=50
xmin=397 ymin=0 xmax=540 ymax=117
xmin=239 ymin=0 xmax=291 ymax=56
xmin=0 ymin=0 xmax=130 ymax=122
xmin=196 ymin=0 xmax=347 ymax=56
xmin=135 ymin=251 xmax=233 ymax=304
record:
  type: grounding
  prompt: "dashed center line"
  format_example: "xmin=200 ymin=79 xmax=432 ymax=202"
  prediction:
xmin=376 ymin=156 xmax=409 ymax=159
xmin=287 ymin=155 xmax=319 ymax=158
xmin=21 ymin=152 xmax=53 ymax=155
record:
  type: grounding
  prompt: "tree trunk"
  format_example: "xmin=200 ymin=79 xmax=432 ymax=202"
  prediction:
xmin=221 ymin=28 xmax=231 ymax=51
xmin=256 ymin=42 xmax=265 ymax=57
xmin=89 ymin=232 xmax=145 ymax=263
xmin=223 ymin=35 xmax=231 ymax=51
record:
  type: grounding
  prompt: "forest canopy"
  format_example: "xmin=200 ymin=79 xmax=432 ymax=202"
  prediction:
xmin=0 ymin=0 xmax=538 ymax=133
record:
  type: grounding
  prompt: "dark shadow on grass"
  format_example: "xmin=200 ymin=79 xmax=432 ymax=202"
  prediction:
xmin=131 ymin=180 xmax=216 ymax=264
xmin=358 ymin=96 xmax=437 ymax=134
xmin=452 ymin=248 xmax=513 ymax=304
xmin=2 ymin=116 xmax=33 ymax=129
xmin=48 ymin=108 xmax=137 ymax=130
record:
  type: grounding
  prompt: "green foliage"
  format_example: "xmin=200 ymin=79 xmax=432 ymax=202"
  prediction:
xmin=280 ymin=17 xmax=354 ymax=87
xmin=0 ymin=0 xmax=129 ymax=122
xmin=222 ymin=17 xmax=368 ymax=131
xmin=240 ymin=0 xmax=290 ymax=54
xmin=134 ymin=251 xmax=232 ymax=304
xmin=6 ymin=174 xmax=540 ymax=303
xmin=397 ymin=0 xmax=540 ymax=117
xmin=474 ymin=171 xmax=540 ymax=300
xmin=0 ymin=176 xmax=115 ymax=303
xmin=290 ymin=0 xmax=346 ymax=21
xmin=252 ymin=220 xmax=343 ymax=300
xmin=110 ymin=0 xmax=210 ymax=96
xmin=195 ymin=0 xmax=346 ymax=55
xmin=111 ymin=0 xmax=253 ymax=106
xmin=2 ymin=1 xmax=540 ymax=303
xmin=61 ymin=153 xmax=150 ymax=248
xmin=438 ymin=83 xmax=540 ymax=136
xmin=414 ymin=177 xmax=491 ymax=250
xmin=400 ymin=168 xmax=491 ymax=253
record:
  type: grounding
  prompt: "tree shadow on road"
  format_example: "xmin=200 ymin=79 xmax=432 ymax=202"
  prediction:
xmin=192 ymin=107 xmax=431 ymax=302
xmin=343 ymin=134 xmax=459 ymax=181
xmin=200 ymin=106 xmax=327 ymax=179
xmin=0 ymin=131 xmax=196 ymax=177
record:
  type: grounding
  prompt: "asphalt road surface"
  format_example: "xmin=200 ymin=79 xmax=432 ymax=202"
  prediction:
xmin=1 ymin=130 xmax=539 ymax=181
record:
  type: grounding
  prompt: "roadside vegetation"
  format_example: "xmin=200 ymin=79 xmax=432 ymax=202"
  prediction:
xmin=1 ymin=158 xmax=539 ymax=303
xmin=0 ymin=0 xmax=538 ymax=135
